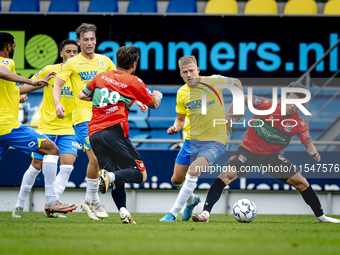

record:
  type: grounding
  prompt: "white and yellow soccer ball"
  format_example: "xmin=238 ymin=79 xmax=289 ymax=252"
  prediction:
xmin=232 ymin=199 xmax=257 ymax=223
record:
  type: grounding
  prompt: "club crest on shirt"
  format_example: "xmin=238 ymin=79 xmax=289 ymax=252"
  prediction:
xmin=284 ymin=125 xmax=294 ymax=132
xmin=97 ymin=61 xmax=104 ymax=68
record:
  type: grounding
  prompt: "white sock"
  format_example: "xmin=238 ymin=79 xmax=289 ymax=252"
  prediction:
xmin=54 ymin=165 xmax=73 ymax=200
xmin=120 ymin=207 xmax=130 ymax=215
xmin=42 ymin=155 xmax=59 ymax=206
xmin=16 ymin=165 xmax=40 ymax=208
xmin=169 ymin=173 xmax=198 ymax=217
xmin=85 ymin=178 xmax=100 ymax=204
xmin=108 ymin=172 xmax=115 ymax=183
xmin=186 ymin=193 xmax=196 ymax=205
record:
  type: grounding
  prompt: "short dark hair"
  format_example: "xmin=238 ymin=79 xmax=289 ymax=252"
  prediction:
xmin=116 ymin=46 xmax=140 ymax=70
xmin=75 ymin=23 xmax=97 ymax=39
xmin=288 ymin=82 xmax=307 ymax=98
xmin=0 ymin=32 xmax=14 ymax=50
xmin=59 ymin=39 xmax=78 ymax=52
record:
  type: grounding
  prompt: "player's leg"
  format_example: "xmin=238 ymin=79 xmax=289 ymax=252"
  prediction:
xmin=192 ymin=146 xmax=255 ymax=222
xmin=36 ymin=138 xmax=77 ymax=215
xmin=74 ymin=122 xmax=106 ymax=220
xmin=54 ymin=135 xmax=78 ymax=200
xmin=92 ymin=125 xmax=145 ymax=223
xmin=170 ymin=162 xmax=199 ymax=221
xmin=286 ymin=172 xmax=340 ymax=223
xmin=192 ymin=162 xmax=240 ymax=222
xmin=2 ymin=125 xmax=76 ymax=215
xmin=268 ymin=154 xmax=340 ymax=223
xmin=13 ymin=157 xmax=42 ymax=218
xmin=162 ymin=141 xmax=226 ymax=222
xmin=171 ymin=162 xmax=189 ymax=189
xmin=159 ymin=140 xmax=199 ymax=222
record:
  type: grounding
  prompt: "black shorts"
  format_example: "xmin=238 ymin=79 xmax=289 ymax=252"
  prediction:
xmin=90 ymin=125 xmax=146 ymax=172
xmin=226 ymin=146 xmax=299 ymax=183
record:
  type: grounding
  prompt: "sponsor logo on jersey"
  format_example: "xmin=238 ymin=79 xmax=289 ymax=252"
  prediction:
xmin=28 ymin=141 xmax=36 ymax=147
xmin=101 ymin=75 xmax=127 ymax=88
xmin=302 ymin=131 xmax=309 ymax=138
xmin=135 ymin=160 xmax=146 ymax=171
xmin=105 ymin=106 xmax=119 ymax=114
xmin=253 ymin=97 xmax=261 ymax=105
xmin=79 ymin=71 xmax=98 ymax=81
xmin=1 ymin=59 xmax=9 ymax=65
xmin=238 ymin=154 xmax=247 ymax=163
xmin=61 ymin=86 xmax=74 ymax=96
xmin=278 ymin=155 xmax=288 ymax=163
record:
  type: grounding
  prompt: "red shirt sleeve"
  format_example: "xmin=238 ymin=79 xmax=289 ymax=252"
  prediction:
xmin=82 ymin=77 xmax=96 ymax=97
xmin=297 ymin=119 xmax=312 ymax=144
xmin=133 ymin=78 xmax=156 ymax=107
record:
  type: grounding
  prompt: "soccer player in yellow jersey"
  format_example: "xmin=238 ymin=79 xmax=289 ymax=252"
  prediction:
xmin=53 ymin=23 xmax=116 ymax=220
xmin=0 ymin=32 xmax=77 ymax=217
xmin=12 ymin=39 xmax=79 ymax=218
xmin=160 ymin=56 xmax=243 ymax=222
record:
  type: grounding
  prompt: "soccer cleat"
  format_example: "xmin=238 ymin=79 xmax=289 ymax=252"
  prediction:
xmin=192 ymin=212 xmax=209 ymax=222
xmin=91 ymin=202 xmax=108 ymax=219
xmin=120 ymin=213 xmax=136 ymax=224
xmin=182 ymin=195 xmax=201 ymax=221
xmin=98 ymin=169 xmax=110 ymax=194
xmin=159 ymin=212 xmax=176 ymax=222
xmin=12 ymin=206 xmax=23 ymax=218
xmin=43 ymin=211 xmax=67 ymax=218
xmin=80 ymin=200 xmax=99 ymax=220
xmin=44 ymin=200 xmax=77 ymax=215
xmin=316 ymin=215 xmax=340 ymax=223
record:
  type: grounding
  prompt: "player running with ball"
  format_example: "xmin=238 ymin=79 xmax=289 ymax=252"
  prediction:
xmin=193 ymin=82 xmax=340 ymax=223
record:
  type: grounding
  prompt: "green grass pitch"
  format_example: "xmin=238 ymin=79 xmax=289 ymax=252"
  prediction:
xmin=1 ymin=212 xmax=339 ymax=255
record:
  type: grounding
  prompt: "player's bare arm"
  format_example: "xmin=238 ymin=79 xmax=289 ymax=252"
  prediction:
xmin=79 ymin=90 xmax=93 ymax=101
xmin=168 ymin=113 xmax=186 ymax=135
xmin=19 ymin=71 xmax=56 ymax=94
xmin=149 ymin=90 xmax=163 ymax=109
xmin=53 ymin=77 xmax=67 ymax=119
xmin=135 ymin=100 xmax=148 ymax=113
xmin=0 ymin=65 xmax=51 ymax=87
xmin=304 ymin=141 xmax=321 ymax=162
xmin=232 ymin=78 xmax=243 ymax=92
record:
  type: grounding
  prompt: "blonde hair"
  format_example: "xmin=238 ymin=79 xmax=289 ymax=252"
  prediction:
xmin=178 ymin=55 xmax=197 ymax=67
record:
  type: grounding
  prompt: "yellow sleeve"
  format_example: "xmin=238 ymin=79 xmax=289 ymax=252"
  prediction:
xmin=31 ymin=66 xmax=51 ymax=80
xmin=175 ymin=89 xmax=186 ymax=114
xmin=107 ymin=59 xmax=116 ymax=71
xmin=57 ymin=60 xmax=73 ymax=82
xmin=0 ymin=58 xmax=15 ymax=73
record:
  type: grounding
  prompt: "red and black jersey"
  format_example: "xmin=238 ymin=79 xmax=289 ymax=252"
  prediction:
xmin=240 ymin=95 xmax=312 ymax=155
xmin=82 ymin=68 xmax=156 ymax=137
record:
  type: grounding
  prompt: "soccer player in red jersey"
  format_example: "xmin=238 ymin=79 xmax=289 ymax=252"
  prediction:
xmin=193 ymin=82 xmax=340 ymax=223
xmin=79 ymin=45 xmax=163 ymax=223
